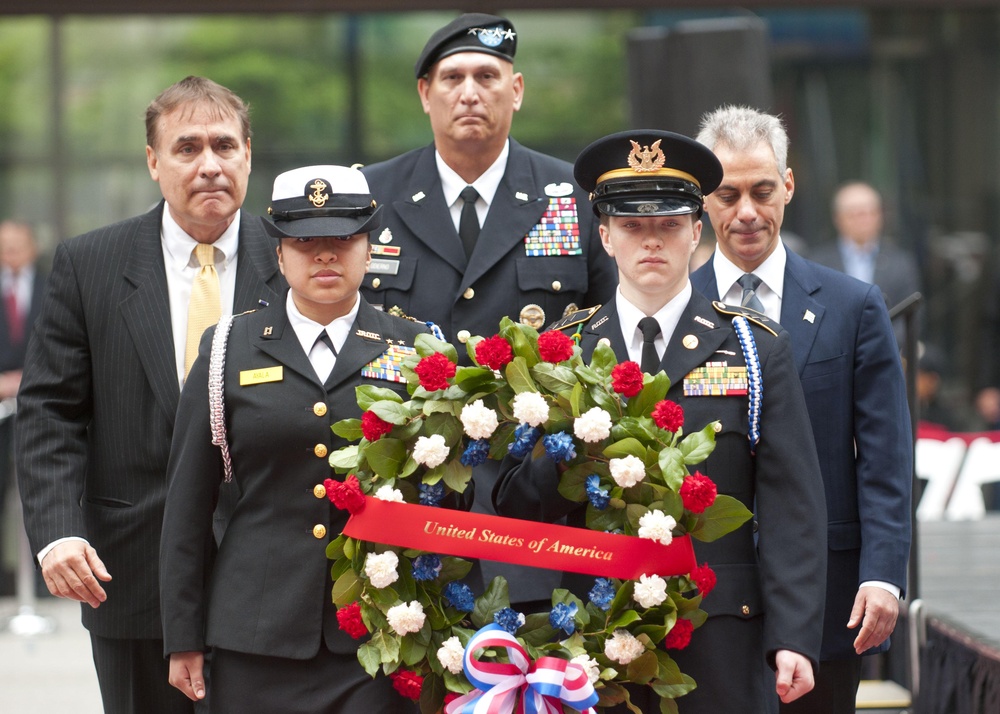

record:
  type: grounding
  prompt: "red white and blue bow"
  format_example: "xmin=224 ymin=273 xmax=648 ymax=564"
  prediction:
xmin=445 ymin=624 xmax=599 ymax=714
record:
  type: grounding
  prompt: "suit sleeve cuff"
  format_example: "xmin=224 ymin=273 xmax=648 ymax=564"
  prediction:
xmin=38 ymin=536 xmax=90 ymax=566
xmin=860 ymin=580 xmax=900 ymax=599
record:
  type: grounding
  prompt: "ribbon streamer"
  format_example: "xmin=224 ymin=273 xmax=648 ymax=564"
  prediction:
xmin=445 ymin=624 xmax=599 ymax=714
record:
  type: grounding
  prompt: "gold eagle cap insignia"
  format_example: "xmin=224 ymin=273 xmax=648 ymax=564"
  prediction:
xmin=627 ymin=139 xmax=665 ymax=173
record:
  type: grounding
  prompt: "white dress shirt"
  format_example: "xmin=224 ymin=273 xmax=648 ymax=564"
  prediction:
xmin=437 ymin=139 xmax=509 ymax=233
xmin=615 ymin=283 xmax=692 ymax=365
xmin=285 ymin=289 xmax=360 ymax=383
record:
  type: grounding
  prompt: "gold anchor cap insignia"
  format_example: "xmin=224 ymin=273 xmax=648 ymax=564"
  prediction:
xmin=307 ymin=179 xmax=329 ymax=207
xmin=627 ymin=139 xmax=665 ymax=173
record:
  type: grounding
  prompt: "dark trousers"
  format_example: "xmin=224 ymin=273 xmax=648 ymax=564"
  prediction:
xmin=209 ymin=646 xmax=416 ymax=714
xmin=780 ymin=656 xmax=863 ymax=714
xmin=90 ymin=634 xmax=194 ymax=714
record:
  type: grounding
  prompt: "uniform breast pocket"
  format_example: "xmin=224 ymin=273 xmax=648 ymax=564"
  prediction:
xmin=361 ymin=257 xmax=417 ymax=312
xmin=515 ymin=256 xmax=590 ymax=326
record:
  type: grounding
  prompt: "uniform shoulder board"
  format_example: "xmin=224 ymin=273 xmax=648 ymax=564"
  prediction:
xmin=546 ymin=305 xmax=601 ymax=332
xmin=711 ymin=301 xmax=778 ymax=337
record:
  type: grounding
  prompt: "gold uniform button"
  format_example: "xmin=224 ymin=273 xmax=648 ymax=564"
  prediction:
xmin=741 ymin=604 xmax=751 ymax=616
xmin=457 ymin=329 xmax=471 ymax=344
xmin=313 ymin=484 xmax=327 ymax=499
xmin=314 ymin=443 xmax=328 ymax=458
xmin=463 ymin=287 xmax=475 ymax=300
xmin=372 ymin=277 xmax=381 ymax=289
xmin=552 ymin=280 xmax=562 ymax=292
xmin=313 ymin=402 xmax=328 ymax=417
xmin=313 ymin=524 xmax=327 ymax=539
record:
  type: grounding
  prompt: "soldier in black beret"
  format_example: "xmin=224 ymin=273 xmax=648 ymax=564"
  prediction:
xmin=493 ymin=129 xmax=828 ymax=713
xmin=361 ymin=14 xmax=617 ymax=611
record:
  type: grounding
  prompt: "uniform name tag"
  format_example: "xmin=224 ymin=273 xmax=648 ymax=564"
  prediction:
xmin=369 ymin=258 xmax=400 ymax=275
xmin=240 ymin=366 xmax=284 ymax=386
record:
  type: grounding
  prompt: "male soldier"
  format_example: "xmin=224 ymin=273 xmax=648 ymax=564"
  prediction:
xmin=494 ymin=129 xmax=827 ymax=713
xmin=16 ymin=76 xmax=286 ymax=714
xmin=361 ymin=13 xmax=616 ymax=608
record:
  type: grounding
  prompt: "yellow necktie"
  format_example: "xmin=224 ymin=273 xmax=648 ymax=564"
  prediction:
xmin=184 ymin=243 xmax=221 ymax=379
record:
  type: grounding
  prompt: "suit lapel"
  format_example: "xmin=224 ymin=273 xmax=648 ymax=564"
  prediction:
xmin=580 ymin=302 xmax=629 ymax=361
xmin=780 ymin=250 xmax=825 ymax=374
xmin=234 ymin=212 xmax=282 ymax=313
xmin=326 ymin=301 xmax=396 ymax=392
xmin=690 ymin=260 xmax=721 ymax=301
xmin=120 ymin=204 xmax=181 ymax=420
xmin=393 ymin=145 xmax=467 ymax=274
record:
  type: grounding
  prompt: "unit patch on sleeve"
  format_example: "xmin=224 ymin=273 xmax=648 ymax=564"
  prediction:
xmin=361 ymin=344 xmax=416 ymax=383
xmin=523 ymin=197 xmax=582 ymax=256
xmin=683 ymin=362 xmax=749 ymax=396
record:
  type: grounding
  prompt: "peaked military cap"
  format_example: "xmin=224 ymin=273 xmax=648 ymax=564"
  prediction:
xmin=414 ymin=13 xmax=517 ymax=79
xmin=574 ymin=129 xmax=723 ymax=218
xmin=263 ymin=165 xmax=382 ymax=239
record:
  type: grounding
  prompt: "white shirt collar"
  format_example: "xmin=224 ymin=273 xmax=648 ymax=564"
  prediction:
xmin=615 ymin=282 xmax=692 ymax=363
xmin=436 ymin=139 xmax=509 ymax=209
xmin=712 ymin=239 xmax=787 ymax=320
xmin=285 ymin=288 xmax=361 ymax=357
xmin=161 ymin=205 xmax=240 ymax=273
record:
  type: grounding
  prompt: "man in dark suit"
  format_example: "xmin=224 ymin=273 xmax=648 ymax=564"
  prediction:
xmin=690 ymin=106 xmax=912 ymax=714
xmin=161 ymin=165 xmax=424 ymax=712
xmin=15 ymin=76 xmax=285 ymax=714
xmin=361 ymin=13 xmax=617 ymax=608
xmin=0 ymin=219 xmax=46 ymax=593
xmin=809 ymin=181 xmax=921 ymax=346
xmin=494 ymin=129 xmax=827 ymax=713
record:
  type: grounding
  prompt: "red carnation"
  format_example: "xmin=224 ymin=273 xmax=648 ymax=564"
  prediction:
xmin=414 ymin=352 xmax=457 ymax=391
xmin=444 ymin=693 xmax=461 ymax=706
xmin=537 ymin=330 xmax=575 ymax=363
xmin=680 ymin=471 xmax=717 ymax=514
xmin=325 ymin=474 xmax=367 ymax=514
xmin=389 ymin=669 xmax=424 ymax=700
xmin=475 ymin=335 xmax=514 ymax=370
xmin=611 ymin=361 xmax=644 ymax=398
xmin=361 ymin=410 xmax=393 ymax=441
xmin=652 ymin=400 xmax=684 ymax=432
xmin=691 ymin=562 xmax=717 ymax=597
xmin=664 ymin=617 xmax=694 ymax=650
xmin=336 ymin=601 xmax=369 ymax=639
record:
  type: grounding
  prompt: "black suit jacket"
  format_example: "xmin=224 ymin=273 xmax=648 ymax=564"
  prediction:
xmin=161 ymin=297 xmax=428 ymax=659
xmin=15 ymin=203 xmax=285 ymax=640
xmin=692 ymin=250 xmax=912 ymax=659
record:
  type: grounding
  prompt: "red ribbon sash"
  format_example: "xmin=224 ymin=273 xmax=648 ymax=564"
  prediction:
xmin=343 ymin=497 xmax=696 ymax=580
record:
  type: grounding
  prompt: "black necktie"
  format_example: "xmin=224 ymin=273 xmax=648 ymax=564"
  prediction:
xmin=458 ymin=186 xmax=480 ymax=258
xmin=314 ymin=330 xmax=336 ymax=354
xmin=737 ymin=273 xmax=765 ymax=314
xmin=638 ymin=316 xmax=661 ymax=374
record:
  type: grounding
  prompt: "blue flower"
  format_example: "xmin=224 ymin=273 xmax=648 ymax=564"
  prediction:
xmin=493 ymin=607 xmax=525 ymax=635
xmin=589 ymin=578 xmax=615 ymax=611
xmin=508 ymin=425 xmax=542 ymax=458
xmin=585 ymin=474 xmax=610 ymax=510
xmin=548 ymin=601 xmax=578 ymax=635
xmin=411 ymin=554 xmax=442 ymax=581
xmin=419 ymin=482 xmax=445 ymax=507
xmin=443 ymin=581 xmax=476 ymax=612
xmin=542 ymin=431 xmax=577 ymax=463
xmin=460 ymin=439 xmax=490 ymax=467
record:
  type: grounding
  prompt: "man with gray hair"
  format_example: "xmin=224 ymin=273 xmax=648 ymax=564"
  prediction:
xmin=690 ymin=105 xmax=912 ymax=714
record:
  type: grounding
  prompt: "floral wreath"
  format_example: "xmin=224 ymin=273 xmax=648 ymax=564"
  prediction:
xmin=322 ymin=317 xmax=752 ymax=713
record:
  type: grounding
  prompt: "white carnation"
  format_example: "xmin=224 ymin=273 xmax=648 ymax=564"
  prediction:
xmin=413 ymin=433 xmax=449 ymax=468
xmin=633 ymin=573 xmax=668 ymax=608
xmin=609 ymin=454 xmax=646 ymax=488
xmin=363 ymin=551 xmax=399 ymax=588
xmin=604 ymin=629 xmax=645 ymax=665
xmin=637 ymin=510 xmax=676 ymax=546
xmin=573 ymin=407 xmax=612 ymax=443
xmin=460 ymin=399 xmax=500 ymax=440
xmin=570 ymin=654 xmax=601 ymax=684
xmin=437 ymin=636 xmax=465 ymax=674
xmin=512 ymin=391 xmax=549 ymax=427
xmin=386 ymin=600 xmax=426 ymax=636
xmin=374 ymin=485 xmax=405 ymax=503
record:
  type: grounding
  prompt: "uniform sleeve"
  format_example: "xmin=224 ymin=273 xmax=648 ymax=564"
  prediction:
xmin=753 ymin=328 xmax=828 ymax=670
xmin=15 ymin=243 xmax=94 ymax=558
xmin=853 ymin=285 xmax=912 ymax=593
xmin=160 ymin=328 xmax=223 ymax=655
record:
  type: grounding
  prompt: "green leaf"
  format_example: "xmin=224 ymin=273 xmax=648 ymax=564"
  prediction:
xmin=365 ymin=438 xmax=407 ymax=480
xmin=678 ymin=424 xmax=717 ymax=466
xmin=471 ymin=576 xmax=511 ymax=629
xmin=419 ymin=672 xmax=446 ymax=714
xmin=328 ymin=445 xmax=360 ymax=471
xmin=369 ymin=400 xmax=412 ymax=425
xmin=585 ymin=504 xmax=625 ymax=533
xmin=590 ymin=341 xmax=619 ymax=374
xmin=603 ymin=437 xmax=646 ymax=460
xmin=332 ymin=418 xmax=363 ymax=441
xmin=532 ymin=363 xmax=579 ymax=396
xmin=415 ymin=332 xmax=458 ymax=362
xmin=331 ymin=569 xmax=361 ymax=607
xmin=425 ymin=412 xmax=464 ymax=446
xmin=456 ymin=366 xmax=498 ymax=392
xmin=423 ymin=399 xmax=461 ymax=417
xmin=588 ymin=383 xmax=619 ymax=415
xmin=501 ymin=320 xmax=540 ymax=367
xmin=357 ymin=642 xmax=381 ymax=677
xmin=626 ymin=372 xmax=670 ymax=418
xmin=625 ymin=649 xmax=659 ymax=684
xmin=356 ymin=385 xmax=404 ymax=410
xmin=558 ymin=464 xmax=594 ymax=503
xmin=657 ymin=447 xmax=687 ymax=492
xmin=690 ymin=494 xmax=753 ymax=542
xmin=504 ymin=356 xmax=538 ymax=395
xmin=573 ymin=364 xmax=603 ymax=387
xmin=441 ymin=459 xmax=473 ymax=493
xmin=373 ymin=628 xmax=401 ymax=663
xmin=438 ymin=557 xmax=473 ymax=583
